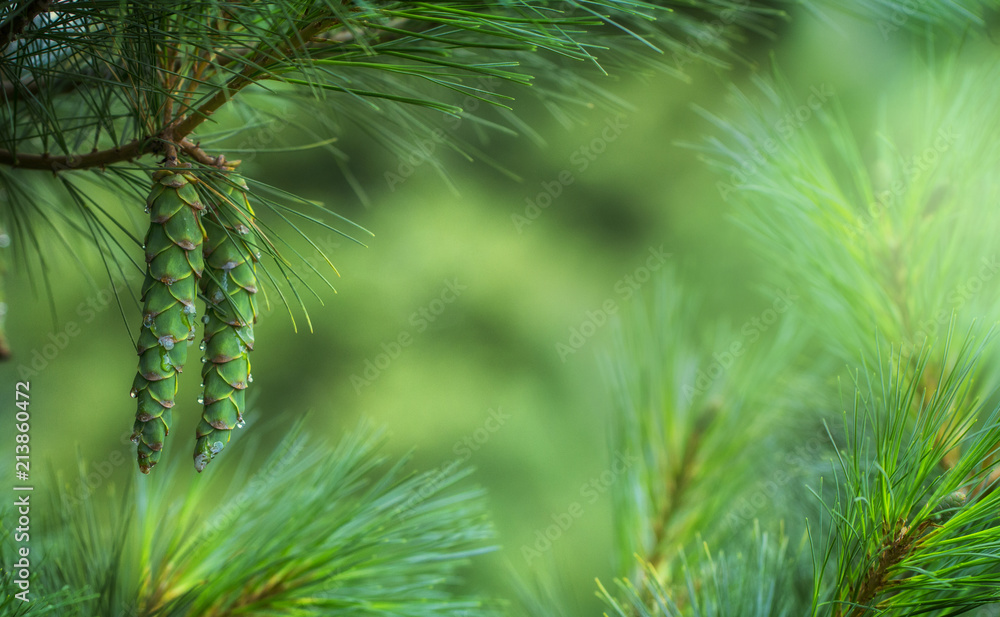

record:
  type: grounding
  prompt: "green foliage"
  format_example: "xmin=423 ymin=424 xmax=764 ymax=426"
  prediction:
xmin=598 ymin=524 xmax=796 ymax=617
xmin=814 ymin=335 xmax=1000 ymax=615
xmin=1 ymin=421 xmax=495 ymax=616
xmin=689 ymin=58 xmax=1000 ymax=369
xmin=6 ymin=1 xmax=1000 ymax=616
xmin=0 ymin=0 xmax=791 ymax=302
xmin=804 ymin=0 xmax=999 ymax=36
xmin=604 ymin=269 xmax=812 ymax=583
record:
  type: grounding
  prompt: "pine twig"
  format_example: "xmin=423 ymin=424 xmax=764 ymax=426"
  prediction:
xmin=840 ymin=520 xmax=934 ymax=617
xmin=0 ymin=15 xmax=387 ymax=172
xmin=0 ymin=0 xmax=50 ymax=51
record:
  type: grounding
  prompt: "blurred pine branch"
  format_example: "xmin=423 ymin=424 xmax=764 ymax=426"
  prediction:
xmin=2 ymin=420 xmax=496 ymax=616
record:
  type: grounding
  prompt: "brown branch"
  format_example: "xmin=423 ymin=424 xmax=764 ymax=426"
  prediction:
xmin=0 ymin=139 xmax=148 ymax=171
xmin=0 ymin=16 xmax=365 ymax=173
xmin=180 ymin=138 xmax=237 ymax=169
xmin=645 ymin=401 xmax=718 ymax=574
xmin=170 ymin=17 xmax=336 ymax=140
xmin=646 ymin=432 xmax=700 ymax=573
xmin=839 ymin=519 xmax=933 ymax=617
xmin=0 ymin=137 xmax=235 ymax=171
xmin=0 ymin=0 xmax=50 ymax=52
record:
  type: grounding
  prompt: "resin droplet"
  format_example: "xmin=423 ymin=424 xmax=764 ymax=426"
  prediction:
xmin=194 ymin=453 xmax=209 ymax=472
xmin=158 ymin=336 xmax=175 ymax=350
xmin=247 ymin=373 xmax=253 ymax=383
xmin=210 ymin=441 xmax=225 ymax=454
xmin=130 ymin=434 xmax=140 ymax=444
xmin=197 ymin=395 xmax=204 ymax=404
xmin=201 ymin=315 xmax=210 ymax=324
xmin=236 ymin=418 xmax=246 ymax=428
xmin=129 ymin=387 xmax=139 ymax=399
xmin=143 ymin=313 xmax=154 ymax=327
xmin=199 ymin=341 xmax=207 ymax=351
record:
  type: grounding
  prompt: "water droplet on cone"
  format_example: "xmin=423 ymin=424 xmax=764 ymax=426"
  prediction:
xmin=129 ymin=387 xmax=139 ymax=398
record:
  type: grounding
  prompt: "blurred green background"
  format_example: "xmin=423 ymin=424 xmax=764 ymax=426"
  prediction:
xmin=0 ymin=6 xmax=948 ymax=612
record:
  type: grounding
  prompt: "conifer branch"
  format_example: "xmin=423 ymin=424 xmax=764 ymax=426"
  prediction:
xmin=839 ymin=520 xmax=933 ymax=617
xmin=0 ymin=0 xmax=50 ymax=51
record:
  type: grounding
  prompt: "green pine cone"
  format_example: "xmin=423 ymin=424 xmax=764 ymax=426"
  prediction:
xmin=195 ymin=175 xmax=258 ymax=472
xmin=131 ymin=170 xmax=206 ymax=474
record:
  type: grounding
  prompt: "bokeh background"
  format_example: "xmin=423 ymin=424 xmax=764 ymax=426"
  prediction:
xmin=0 ymin=6 xmax=975 ymax=612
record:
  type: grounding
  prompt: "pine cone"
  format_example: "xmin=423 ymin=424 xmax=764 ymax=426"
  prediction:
xmin=131 ymin=169 xmax=206 ymax=473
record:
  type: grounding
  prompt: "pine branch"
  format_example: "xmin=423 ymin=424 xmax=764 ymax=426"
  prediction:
xmin=2 ymin=419 xmax=497 ymax=616
xmin=608 ymin=272 xmax=802 ymax=582
xmin=815 ymin=332 xmax=1000 ymax=616
xmin=839 ymin=520 xmax=935 ymax=617
xmin=688 ymin=59 xmax=1000 ymax=369
xmin=598 ymin=524 xmax=795 ymax=617
xmin=0 ymin=13 xmax=372 ymax=171
xmin=0 ymin=0 xmax=50 ymax=51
